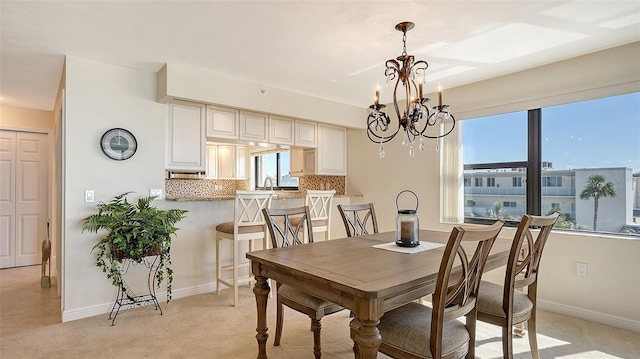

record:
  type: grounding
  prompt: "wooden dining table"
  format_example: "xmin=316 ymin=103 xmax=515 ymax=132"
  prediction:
xmin=246 ymin=229 xmax=513 ymax=359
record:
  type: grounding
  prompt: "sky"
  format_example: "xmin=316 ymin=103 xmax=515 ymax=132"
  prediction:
xmin=462 ymin=92 xmax=640 ymax=173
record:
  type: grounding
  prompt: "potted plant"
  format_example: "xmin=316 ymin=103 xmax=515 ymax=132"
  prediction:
xmin=82 ymin=192 xmax=187 ymax=301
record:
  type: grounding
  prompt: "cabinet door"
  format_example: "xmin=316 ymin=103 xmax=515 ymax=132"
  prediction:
xmin=289 ymin=148 xmax=304 ymax=177
xmin=217 ymin=145 xmax=236 ymax=179
xmin=206 ymin=105 xmax=239 ymax=139
xmin=240 ymin=111 xmax=268 ymax=142
xmin=206 ymin=145 xmax=218 ymax=179
xmin=236 ymin=146 xmax=248 ymax=179
xmin=317 ymin=125 xmax=346 ymax=175
xmin=303 ymin=149 xmax=316 ymax=175
xmin=269 ymin=116 xmax=294 ymax=145
xmin=167 ymin=101 xmax=205 ymax=171
xmin=295 ymin=120 xmax=317 ymax=147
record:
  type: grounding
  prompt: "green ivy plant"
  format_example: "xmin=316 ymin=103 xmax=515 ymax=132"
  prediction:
xmin=82 ymin=192 xmax=187 ymax=301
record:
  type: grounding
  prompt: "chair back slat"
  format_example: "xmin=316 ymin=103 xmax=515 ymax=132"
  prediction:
xmin=305 ymin=190 xmax=335 ymax=221
xmin=337 ymin=203 xmax=378 ymax=237
xmin=263 ymin=206 xmax=314 ymax=249
xmin=431 ymin=220 xmax=504 ymax=357
xmin=234 ymin=190 xmax=273 ymax=227
xmin=507 ymin=213 xmax=559 ymax=300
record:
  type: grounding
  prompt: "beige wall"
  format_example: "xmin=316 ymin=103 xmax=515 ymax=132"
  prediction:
xmin=347 ymin=42 xmax=640 ymax=330
xmin=0 ymin=104 xmax=54 ymax=130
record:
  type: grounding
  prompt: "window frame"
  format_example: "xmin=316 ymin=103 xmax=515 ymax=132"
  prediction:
xmin=254 ymin=152 xmax=299 ymax=190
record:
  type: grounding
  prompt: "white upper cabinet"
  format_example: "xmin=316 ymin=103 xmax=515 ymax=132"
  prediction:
xmin=295 ymin=120 xmax=317 ymax=147
xmin=269 ymin=116 xmax=294 ymax=145
xmin=217 ymin=144 xmax=247 ymax=179
xmin=206 ymin=105 xmax=239 ymax=139
xmin=289 ymin=147 xmax=304 ymax=177
xmin=166 ymin=100 xmax=205 ymax=171
xmin=206 ymin=144 xmax=218 ymax=179
xmin=240 ymin=111 xmax=268 ymax=142
xmin=236 ymin=145 xmax=248 ymax=179
xmin=316 ymin=124 xmax=346 ymax=175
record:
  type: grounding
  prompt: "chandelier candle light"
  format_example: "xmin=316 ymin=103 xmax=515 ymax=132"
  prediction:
xmin=367 ymin=22 xmax=455 ymax=157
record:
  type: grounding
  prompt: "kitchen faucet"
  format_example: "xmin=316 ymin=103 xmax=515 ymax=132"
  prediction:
xmin=263 ymin=176 xmax=274 ymax=191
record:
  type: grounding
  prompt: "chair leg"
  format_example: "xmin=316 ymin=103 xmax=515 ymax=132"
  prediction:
xmin=215 ymin=237 xmax=221 ymax=295
xmin=528 ymin=316 xmax=540 ymax=359
xmin=233 ymin=238 xmax=239 ymax=307
xmin=274 ymin=298 xmax=284 ymax=346
xmin=465 ymin=313 xmax=477 ymax=359
xmin=311 ymin=318 xmax=322 ymax=359
xmin=502 ymin=325 xmax=514 ymax=359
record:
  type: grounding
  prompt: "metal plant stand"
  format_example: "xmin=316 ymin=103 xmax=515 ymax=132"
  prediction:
xmin=108 ymin=255 xmax=163 ymax=326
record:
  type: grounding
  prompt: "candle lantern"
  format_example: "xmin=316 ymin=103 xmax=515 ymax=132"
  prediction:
xmin=395 ymin=190 xmax=420 ymax=247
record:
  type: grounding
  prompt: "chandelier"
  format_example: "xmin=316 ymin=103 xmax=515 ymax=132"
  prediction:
xmin=367 ymin=22 xmax=455 ymax=157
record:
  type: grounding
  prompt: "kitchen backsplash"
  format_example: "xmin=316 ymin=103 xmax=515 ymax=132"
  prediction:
xmin=165 ymin=179 xmax=249 ymax=198
xmin=165 ymin=175 xmax=345 ymax=198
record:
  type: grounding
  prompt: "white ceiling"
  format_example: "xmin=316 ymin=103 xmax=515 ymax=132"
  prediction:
xmin=1 ymin=1 xmax=639 ymax=112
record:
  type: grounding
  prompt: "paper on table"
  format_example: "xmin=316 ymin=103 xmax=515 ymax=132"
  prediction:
xmin=372 ymin=241 xmax=445 ymax=254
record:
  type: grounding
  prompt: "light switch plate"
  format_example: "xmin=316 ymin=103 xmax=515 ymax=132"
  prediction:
xmin=85 ymin=190 xmax=94 ymax=203
xmin=149 ymin=188 xmax=163 ymax=199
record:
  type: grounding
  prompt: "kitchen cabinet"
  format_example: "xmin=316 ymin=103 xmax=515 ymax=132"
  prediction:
xmin=269 ymin=115 xmax=294 ymax=145
xmin=217 ymin=144 xmax=248 ymax=179
xmin=289 ymin=148 xmax=304 ymax=177
xmin=166 ymin=100 xmax=205 ymax=171
xmin=206 ymin=144 xmax=218 ymax=179
xmin=295 ymin=120 xmax=317 ymax=147
xmin=240 ymin=111 xmax=268 ymax=142
xmin=206 ymin=105 xmax=239 ymax=140
xmin=300 ymin=125 xmax=347 ymax=176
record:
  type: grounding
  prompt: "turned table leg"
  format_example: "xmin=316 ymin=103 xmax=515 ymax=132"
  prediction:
xmin=253 ymin=275 xmax=270 ymax=359
xmin=354 ymin=317 xmax=381 ymax=359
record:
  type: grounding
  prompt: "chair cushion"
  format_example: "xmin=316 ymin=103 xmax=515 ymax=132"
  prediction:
xmin=215 ymin=222 xmax=265 ymax=235
xmin=477 ymin=281 xmax=534 ymax=324
xmin=356 ymin=302 xmax=469 ymax=358
xmin=278 ymin=284 xmax=343 ymax=313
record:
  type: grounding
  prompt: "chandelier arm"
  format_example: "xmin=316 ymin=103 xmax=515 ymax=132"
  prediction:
xmin=420 ymin=114 xmax=456 ymax=139
xmin=367 ymin=112 xmax=399 ymax=144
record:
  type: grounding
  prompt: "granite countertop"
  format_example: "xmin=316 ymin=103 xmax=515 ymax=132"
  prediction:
xmin=166 ymin=192 xmax=362 ymax=201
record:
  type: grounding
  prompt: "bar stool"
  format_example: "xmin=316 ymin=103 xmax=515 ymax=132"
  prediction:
xmin=215 ymin=190 xmax=273 ymax=306
xmin=292 ymin=190 xmax=335 ymax=242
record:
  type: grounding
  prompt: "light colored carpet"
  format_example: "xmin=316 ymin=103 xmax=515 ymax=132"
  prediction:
xmin=1 ymin=265 xmax=638 ymax=358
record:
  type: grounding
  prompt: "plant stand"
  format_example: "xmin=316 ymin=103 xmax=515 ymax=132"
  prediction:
xmin=108 ymin=254 xmax=163 ymax=326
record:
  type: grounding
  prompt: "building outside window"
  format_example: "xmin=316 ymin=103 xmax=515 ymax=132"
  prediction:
xmin=487 ymin=177 xmax=496 ymax=187
xmin=474 ymin=178 xmax=483 ymax=187
xmin=460 ymin=92 xmax=640 ymax=236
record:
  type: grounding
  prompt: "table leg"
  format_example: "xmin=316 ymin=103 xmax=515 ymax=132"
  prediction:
xmin=354 ymin=317 xmax=381 ymax=359
xmin=253 ymin=275 xmax=270 ymax=359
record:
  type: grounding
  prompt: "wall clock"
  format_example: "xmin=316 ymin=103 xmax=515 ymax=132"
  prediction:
xmin=100 ymin=128 xmax=137 ymax=160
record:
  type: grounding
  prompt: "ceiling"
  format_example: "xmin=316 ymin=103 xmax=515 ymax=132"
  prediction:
xmin=1 ymin=1 xmax=639 ymax=112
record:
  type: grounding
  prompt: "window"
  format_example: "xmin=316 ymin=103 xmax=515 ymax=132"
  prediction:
xmin=254 ymin=151 xmax=299 ymax=190
xmin=474 ymin=178 xmax=483 ymax=187
xmin=543 ymin=176 xmax=562 ymax=187
xmin=464 ymin=178 xmax=471 ymax=187
xmin=487 ymin=177 xmax=496 ymax=187
xmin=461 ymin=92 xmax=639 ymax=236
xmin=512 ymin=177 xmax=522 ymax=187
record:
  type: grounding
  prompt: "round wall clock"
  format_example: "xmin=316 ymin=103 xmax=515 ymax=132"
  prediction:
xmin=100 ymin=128 xmax=137 ymax=160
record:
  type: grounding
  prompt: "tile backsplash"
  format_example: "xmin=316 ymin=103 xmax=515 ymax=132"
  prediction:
xmin=165 ymin=175 xmax=345 ymax=198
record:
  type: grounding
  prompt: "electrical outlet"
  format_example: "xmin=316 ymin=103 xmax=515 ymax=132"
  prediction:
xmin=577 ymin=262 xmax=588 ymax=277
xmin=84 ymin=190 xmax=94 ymax=203
xmin=149 ymin=188 xmax=163 ymax=199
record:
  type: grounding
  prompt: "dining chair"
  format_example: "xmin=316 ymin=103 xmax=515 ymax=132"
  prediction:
xmin=291 ymin=190 xmax=335 ymax=242
xmin=337 ymin=203 xmax=378 ymax=237
xmin=350 ymin=220 xmax=505 ymax=359
xmin=262 ymin=206 xmax=344 ymax=359
xmin=215 ymin=190 xmax=273 ymax=307
xmin=476 ymin=213 xmax=559 ymax=359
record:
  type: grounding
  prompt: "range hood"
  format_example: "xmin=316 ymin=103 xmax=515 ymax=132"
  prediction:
xmin=165 ymin=170 xmax=206 ymax=180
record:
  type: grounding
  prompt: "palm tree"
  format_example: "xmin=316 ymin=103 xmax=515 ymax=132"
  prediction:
xmin=580 ymin=175 xmax=616 ymax=231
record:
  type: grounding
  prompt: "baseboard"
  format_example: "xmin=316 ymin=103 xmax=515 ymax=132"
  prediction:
xmin=538 ymin=299 xmax=640 ymax=332
xmin=62 ymin=282 xmax=217 ymax=322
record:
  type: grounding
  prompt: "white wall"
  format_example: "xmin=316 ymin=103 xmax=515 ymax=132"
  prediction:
xmin=62 ymin=56 xmax=168 ymax=319
xmin=347 ymin=42 xmax=640 ymax=330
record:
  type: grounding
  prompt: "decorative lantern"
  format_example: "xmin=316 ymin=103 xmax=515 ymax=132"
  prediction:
xmin=395 ymin=190 xmax=420 ymax=247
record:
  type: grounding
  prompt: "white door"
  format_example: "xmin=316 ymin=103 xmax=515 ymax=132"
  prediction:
xmin=0 ymin=130 xmax=49 ymax=268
